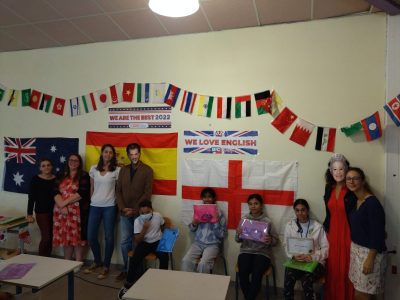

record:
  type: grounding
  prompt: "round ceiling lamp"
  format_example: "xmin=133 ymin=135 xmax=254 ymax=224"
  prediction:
xmin=149 ymin=0 xmax=200 ymax=18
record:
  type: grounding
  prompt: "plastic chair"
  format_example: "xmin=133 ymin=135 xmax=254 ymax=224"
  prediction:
xmin=235 ymin=263 xmax=277 ymax=300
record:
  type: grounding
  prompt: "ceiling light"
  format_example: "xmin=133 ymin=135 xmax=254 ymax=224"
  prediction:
xmin=149 ymin=0 xmax=200 ymax=18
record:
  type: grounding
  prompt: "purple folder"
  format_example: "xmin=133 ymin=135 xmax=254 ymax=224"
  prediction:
xmin=0 ymin=263 xmax=36 ymax=280
xmin=239 ymin=219 xmax=270 ymax=242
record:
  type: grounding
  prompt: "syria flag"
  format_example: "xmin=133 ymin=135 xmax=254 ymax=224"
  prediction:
xmin=315 ymin=127 xmax=336 ymax=152
xmin=289 ymin=118 xmax=315 ymax=146
xmin=271 ymin=107 xmax=297 ymax=133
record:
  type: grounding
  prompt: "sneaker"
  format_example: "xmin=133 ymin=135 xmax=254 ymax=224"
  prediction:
xmin=97 ymin=267 xmax=109 ymax=280
xmin=118 ymin=286 xmax=129 ymax=300
xmin=84 ymin=263 xmax=101 ymax=274
xmin=115 ymin=271 xmax=127 ymax=281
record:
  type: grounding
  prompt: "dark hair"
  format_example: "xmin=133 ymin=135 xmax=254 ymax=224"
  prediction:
xmin=126 ymin=143 xmax=141 ymax=155
xmin=39 ymin=158 xmax=52 ymax=166
xmin=247 ymin=193 xmax=263 ymax=205
xmin=139 ymin=200 xmax=152 ymax=209
xmin=59 ymin=153 xmax=84 ymax=182
xmin=200 ymin=187 xmax=216 ymax=199
xmin=96 ymin=144 xmax=117 ymax=172
xmin=325 ymin=158 xmax=350 ymax=186
xmin=293 ymin=198 xmax=310 ymax=211
xmin=346 ymin=167 xmax=373 ymax=195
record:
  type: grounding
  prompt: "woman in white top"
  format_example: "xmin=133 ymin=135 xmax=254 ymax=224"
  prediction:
xmin=84 ymin=144 xmax=120 ymax=279
xmin=283 ymin=198 xmax=329 ymax=300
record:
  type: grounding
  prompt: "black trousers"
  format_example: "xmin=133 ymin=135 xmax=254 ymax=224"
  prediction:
xmin=125 ymin=240 xmax=169 ymax=287
xmin=238 ymin=253 xmax=271 ymax=300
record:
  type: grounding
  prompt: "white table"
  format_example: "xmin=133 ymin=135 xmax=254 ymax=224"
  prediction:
xmin=0 ymin=254 xmax=82 ymax=300
xmin=123 ymin=268 xmax=230 ymax=300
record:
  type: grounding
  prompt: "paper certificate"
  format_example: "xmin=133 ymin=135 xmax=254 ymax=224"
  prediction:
xmin=287 ymin=237 xmax=314 ymax=254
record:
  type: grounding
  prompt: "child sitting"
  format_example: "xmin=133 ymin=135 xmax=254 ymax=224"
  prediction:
xmin=118 ymin=200 xmax=168 ymax=299
xmin=181 ymin=187 xmax=227 ymax=273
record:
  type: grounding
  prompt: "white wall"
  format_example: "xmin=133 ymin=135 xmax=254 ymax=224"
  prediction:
xmin=0 ymin=13 xmax=386 ymax=287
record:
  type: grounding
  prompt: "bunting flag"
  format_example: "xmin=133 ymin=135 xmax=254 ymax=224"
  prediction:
xmin=254 ymin=90 xmax=272 ymax=115
xmin=39 ymin=94 xmax=53 ymax=112
xmin=180 ymin=91 xmax=197 ymax=114
xmin=21 ymin=89 xmax=31 ymax=107
xmin=85 ymin=131 xmax=178 ymax=195
xmin=52 ymin=98 xmax=66 ymax=116
xmin=69 ymin=97 xmax=81 ymax=117
xmin=361 ymin=111 xmax=382 ymax=141
xmin=0 ymin=84 xmax=5 ymax=101
xmin=271 ymin=107 xmax=297 ymax=133
xmin=110 ymin=83 xmax=122 ymax=105
xmin=136 ymin=83 xmax=150 ymax=103
xmin=197 ymin=95 xmax=214 ymax=117
xmin=7 ymin=90 xmax=18 ymax=107
xmin=149 ymin=83 xmax=166 ymax=103
xmin=3 ymin=137 xmax=79 ymax=194
xmin=181 ymin=159 xmax=297 ymax=232
xmin=340 ymin=121 xmax=362 ymax=137
xmin=29 ymin=89 xmax=42 ymax=110
xmin=95 ymin=88 xmax=111 ymax=109
xmin=271 ymin=90 xmax=282 ymax=115
xmin=384 ymin=95 xmax=400 ymax=126
xmin=164 ymin=84 xmax=181 ymax=107
xmin=217 ymin=97 xmax=232 ymax=119
xmin=81 ymin=94 xmax=97 ymax=114
xmin=315 ymin=127 xmax=336 ymax=152
xmin=235 ymin=95 xmax=251 ymax=118
xmin=122 ymin=83 xmax=135 ymax=102
xmin=289 ymin=118 xmax=315 ymax=146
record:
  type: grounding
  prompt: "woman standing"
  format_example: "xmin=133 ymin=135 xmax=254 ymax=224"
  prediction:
xmin=84 ymin=144 xmax=120 ymax=279
xmin=27 ymin=158 xmax=56 ymax=257
xmin=323 ymin=153 xmax=356 ymax=300
xmin=283 ymin=199 xmax=328 ymax=300
xmin=235 ymin=194 xmax=277 ymax=300
xmin=53 ymin=153 xmax=90 ymax=264
xmin=346 ymin=167 xmax=386 ymax=300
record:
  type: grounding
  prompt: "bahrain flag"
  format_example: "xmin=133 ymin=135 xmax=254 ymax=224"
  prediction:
xmin=86 ymin=131 xmax=177 ymax=195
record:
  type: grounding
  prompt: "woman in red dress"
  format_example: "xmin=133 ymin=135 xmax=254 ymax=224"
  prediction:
xmin=323 ymin=154 xmax=356 ymax=300
xmin=53 ymin=153 xmax=90 ymax=263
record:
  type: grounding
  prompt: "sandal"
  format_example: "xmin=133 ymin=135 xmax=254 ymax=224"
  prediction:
xmin=84 ymin=263 xmax=100 ymax=274
xmin=97 ymin=267 xmax=109 ymax=280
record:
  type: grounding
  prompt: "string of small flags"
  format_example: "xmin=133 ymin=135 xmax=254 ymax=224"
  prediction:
xmin=1 ymin=82 xmax=400 ymax=153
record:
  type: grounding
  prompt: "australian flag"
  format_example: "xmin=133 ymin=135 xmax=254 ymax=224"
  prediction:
xmin=3 ymin=137 xmax=79 ymax=194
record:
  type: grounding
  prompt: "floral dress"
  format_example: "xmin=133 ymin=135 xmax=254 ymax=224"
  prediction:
xmin=53 ymin=177 xmax=87 ymax=247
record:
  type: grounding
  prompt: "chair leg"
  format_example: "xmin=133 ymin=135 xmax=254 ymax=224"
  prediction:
xmin=222 ymin=256 xmax=228 ymax=275
xmin=169 ymin=253 xmax=174 ymax=270
xmin=271 ymin=264 xmax=277 ymax=296
xmin=235 ymin=272 xmax=239 ymax=300
xmin=265 ymin=272 xmax=269 ymax=300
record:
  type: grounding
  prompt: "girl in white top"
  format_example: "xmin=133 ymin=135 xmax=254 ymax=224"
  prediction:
xmin=84 ymin=144 xmax=120 ymax=279
xmin=283 ymin=198 xmax=329 ymax=300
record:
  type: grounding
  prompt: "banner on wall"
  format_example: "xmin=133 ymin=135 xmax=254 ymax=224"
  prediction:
xmin=181 ymin=159 xmax=297 ymax=232
xmin=85 ymin=131 xmax=177 ymax=195
xmin=183 ymin=130 xmax=258 ymax=155
xmin=108 ymin=106 xmax=172 ymax=129
xmin=3 ymin=137 xmax=79 ymax=194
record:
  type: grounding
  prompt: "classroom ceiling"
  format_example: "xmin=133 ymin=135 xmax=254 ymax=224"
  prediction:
xmin=0 ymin=0 xmax=381 ymax=53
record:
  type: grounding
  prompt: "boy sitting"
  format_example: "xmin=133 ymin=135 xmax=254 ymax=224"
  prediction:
xmin=181 ymin=187 xmax=227 ymax=273
xmin=118 ymin=200 xmax=168 ymax=299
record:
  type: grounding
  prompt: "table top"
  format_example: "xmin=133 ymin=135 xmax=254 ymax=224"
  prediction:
xmin=0 ymin=254 xmax=82 ymax=289
xmin=123 ymin=268 xmax=230 ymax=300
xmin=0 ymin=217 xmax=29 ymax=230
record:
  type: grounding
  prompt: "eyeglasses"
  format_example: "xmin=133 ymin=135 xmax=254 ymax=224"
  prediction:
xmin=345 ymin=176 xmax=361 ymax=182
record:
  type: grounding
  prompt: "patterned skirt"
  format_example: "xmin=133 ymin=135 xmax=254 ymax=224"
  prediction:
xmin=349 ymin=242 xmax=387 ymax=294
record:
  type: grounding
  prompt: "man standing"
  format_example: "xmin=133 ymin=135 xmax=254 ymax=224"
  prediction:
xmin=116 ymin=143 xmax=153 ymax=281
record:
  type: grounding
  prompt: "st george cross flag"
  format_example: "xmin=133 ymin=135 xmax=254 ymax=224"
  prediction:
xmin=271 ymin=107 xmax=297 ymax=133
xmin=217 ymin=97 xmax=232 ymax=119
xmin=315 ymin=127 xmax=336 ymax=152
xmin=289 ymin=118 xmax=315 ymax=146
xmin=254 ymin=90 xmax=272 ymax=115
xmin=86 ymin=131 xmax=177 ymax=195
xmin=164 ymin=84 xmax=181 ymax=107
xmin=361 ymin=111 xmax=382 ymax=141
xmin=181 ymin=159 xmax=297 ymax=232
xmin=180 ymin=91 xmax=197 ymax=114
xmin=384 ymin=95 xmax=400 ymax=126
xmin=235 ymin=95 xmax=251 ymax=118
xmin=3 ymin=137 xmax=79 ymax=194
xmin=196 ymin=95 xmax=214 ymax=117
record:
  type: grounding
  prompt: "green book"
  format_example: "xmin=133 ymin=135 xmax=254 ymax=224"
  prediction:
xmin=283 ymin=259 xmax=319 ymax=273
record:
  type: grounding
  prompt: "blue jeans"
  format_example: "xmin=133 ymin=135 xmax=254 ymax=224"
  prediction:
xmin=87 ymin=205 xmax=117 ymax=268
xmin=120 ymin=215 xmax=137 ymax=272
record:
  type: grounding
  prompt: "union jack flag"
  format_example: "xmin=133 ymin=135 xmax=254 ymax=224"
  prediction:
xmin=4 ymin=138 xmax=36 ymax=164
xmin=3 ymin=137 xmax=79 ymax=194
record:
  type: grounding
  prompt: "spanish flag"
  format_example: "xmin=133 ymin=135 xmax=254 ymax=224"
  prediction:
xmin=86 ymin=131 xmax=177 ymax=195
